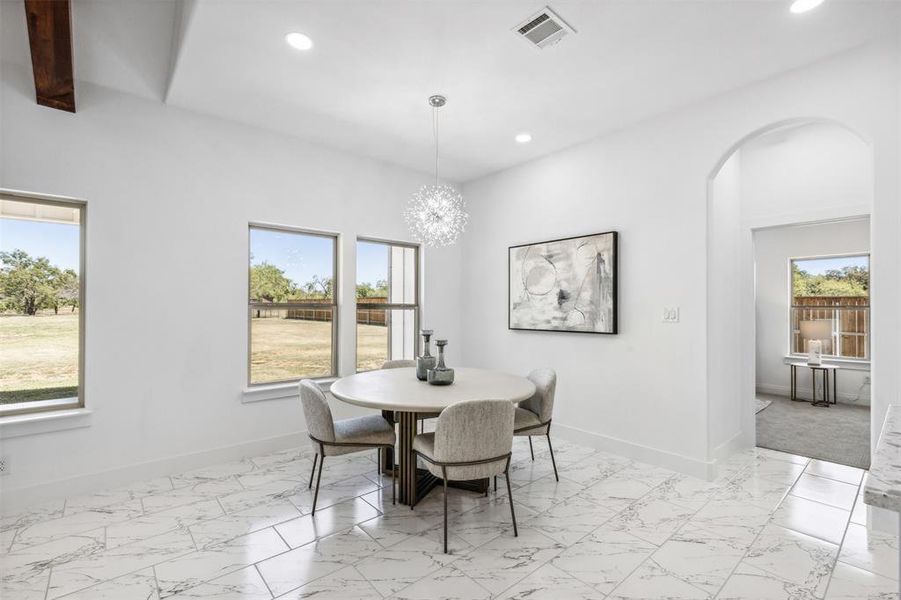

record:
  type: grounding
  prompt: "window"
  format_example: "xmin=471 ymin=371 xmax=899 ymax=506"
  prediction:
xmin=356 ymin=239 xmax=419 ymax=372
xmin=248 ymin=225 xmax=337 ymax=385
xmin=0 ymin=192 xmax=85 ymax=416
xmin=790 ymin=254 xmax=869 ymax=360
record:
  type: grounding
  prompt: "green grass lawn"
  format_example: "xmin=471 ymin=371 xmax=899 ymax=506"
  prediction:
xmin=0 ymin=312 xmax=80 ymax=404
xmin=1 ymin=312 xmax=391 ymax=403
xmin=250 ymin=317 xmax=389 ymax=383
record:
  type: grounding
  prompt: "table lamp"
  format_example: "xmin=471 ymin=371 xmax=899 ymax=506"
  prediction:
xmin=800 ymin=320 xmax=831 ymax=365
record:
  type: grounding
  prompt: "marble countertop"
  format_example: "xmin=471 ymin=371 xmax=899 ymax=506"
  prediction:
xmin=864 ymin=404 xmax=901 ymax=512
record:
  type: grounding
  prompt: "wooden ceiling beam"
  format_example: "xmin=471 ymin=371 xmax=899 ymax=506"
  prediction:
xmin=24 ymin=0 xmax=76 ymax=112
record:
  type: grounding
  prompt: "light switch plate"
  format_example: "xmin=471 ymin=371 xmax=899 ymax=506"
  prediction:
xmin=663 ymin=307 xmax=680 ymax=323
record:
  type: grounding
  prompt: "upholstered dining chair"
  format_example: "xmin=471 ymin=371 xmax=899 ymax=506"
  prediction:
xmin=299 ymin=380 xmax=396 ymax=514
xmin=381 ymin=359 xmax=440 ymax=432
xmin=412 ymin=399 xmax=517 ymax=553
xmin=381 ymin=359 xmax=417 ymax=370
xmin=514 ymin=368 xmax=559 ymax=481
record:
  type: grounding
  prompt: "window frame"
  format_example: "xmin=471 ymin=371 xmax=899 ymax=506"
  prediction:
xmin=247 ymin=222 xmax=339 ymax=387
xmin=355 ymin=237 xmax=420 ymax=373
xmin=0 ymin=189 xmax=87 ymax=418
xmin=787 ymin=251 xmax=870 ymax=362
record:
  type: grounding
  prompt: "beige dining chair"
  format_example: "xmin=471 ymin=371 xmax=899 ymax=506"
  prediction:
xmin=513 ymin=368 xmax=558 ymax=481
xmin=381 ymin=359 xmax=417 ymax=369
xmin=299 ymin=380 xmax=396 ymax=514
xmin=412 ymin=399 xmax=517 ymax=553
xmin=381 ymin=359 xmax=440 ymax=432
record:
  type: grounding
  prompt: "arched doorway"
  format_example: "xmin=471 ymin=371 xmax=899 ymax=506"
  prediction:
xmin=706 ymin=118 xmax=874 ymax=466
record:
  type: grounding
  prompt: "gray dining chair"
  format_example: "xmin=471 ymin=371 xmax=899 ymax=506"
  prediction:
xmin=381 ymin=359 xmax=440 ymax=432
xmin=412 ymin=399 xmax=517 ymax=553
xmin=514 ymin=368 xmax=558 ymax=481
xmin=381 ymin=359 xmax=416 ymax=370
xmin=299 ymin=379 xmax=396 ymax=514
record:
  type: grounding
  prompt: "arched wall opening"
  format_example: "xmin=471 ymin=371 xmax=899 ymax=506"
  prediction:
xmin=706 ymin=118 xmax=875 ymax=462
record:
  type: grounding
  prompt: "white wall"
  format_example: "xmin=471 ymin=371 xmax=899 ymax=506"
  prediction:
xmin=754 ymin=219 xmax=871 ymax=404
xmin=461 ymin=39 xmax=899 ymax=478
xmin=0 ymin=62 xmax=462 ymax=504
xmin=707 ymin=153 xmax=744 ymax=456
xmin=740 ymin=124 xmax=873 ymax=224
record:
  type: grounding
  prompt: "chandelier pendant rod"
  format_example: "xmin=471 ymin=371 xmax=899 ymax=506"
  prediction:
xmin=433 ymin=105 xmax=439 ymax=186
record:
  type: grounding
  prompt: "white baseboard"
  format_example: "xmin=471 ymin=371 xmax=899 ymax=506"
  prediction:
xmin=3 ymin=420 xmax=754 ymax=509
xmin=710 ymin=430 xmax=753 ymax=478
xmin=0 ymin=430 xmax=306 ymax=513
xmin=756 ymin=383 xmax=869 ymax=406
xmin=712 ymin=430 xmax=747 ymax=461
xmin=552 ymin=422 xmax=717 ymax=480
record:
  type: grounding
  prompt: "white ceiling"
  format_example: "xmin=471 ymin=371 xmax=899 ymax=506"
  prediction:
xmin=1 ymin=0 xmax=898 ymax=182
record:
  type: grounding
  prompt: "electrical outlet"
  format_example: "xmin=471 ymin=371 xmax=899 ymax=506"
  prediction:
xmin=0 ymin=457 xmax=8 ymax=476
xmin=663 ymin=307 xmax=680 ymax=323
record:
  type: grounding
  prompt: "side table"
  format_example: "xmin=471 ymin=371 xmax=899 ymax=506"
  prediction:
xmin=788 ymin=362 xmax=838 ymax=407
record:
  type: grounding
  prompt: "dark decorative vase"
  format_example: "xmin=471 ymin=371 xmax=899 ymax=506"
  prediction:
xmin=416 ymin=330 xmax=437 ymax=381
xmin=427 ymin=339 xmax=454 ymax=385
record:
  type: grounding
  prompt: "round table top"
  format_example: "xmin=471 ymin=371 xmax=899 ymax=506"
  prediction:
xmin=788 ymin=361 xmax=840 ymax=370
xmin=330 ymin=367 xmax=537 ymax=413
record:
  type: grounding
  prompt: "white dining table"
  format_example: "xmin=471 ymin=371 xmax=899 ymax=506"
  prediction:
xmin=330 ymin=367 xmax=536 ymax=505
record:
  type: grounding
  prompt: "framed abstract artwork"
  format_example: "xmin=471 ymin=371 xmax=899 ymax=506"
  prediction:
xmin=508 ymin=231 xmax=618 ymax=334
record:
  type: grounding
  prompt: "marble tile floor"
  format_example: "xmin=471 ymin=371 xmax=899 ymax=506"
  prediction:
xmin=0 ymin=436 xmax=896 ymax=599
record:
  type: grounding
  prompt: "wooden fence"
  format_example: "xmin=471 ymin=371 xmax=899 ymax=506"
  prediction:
xmin=253 ymin=298 xmax=389 ymax=326
xmin=791 ymin=295 xmax=869 ymax=359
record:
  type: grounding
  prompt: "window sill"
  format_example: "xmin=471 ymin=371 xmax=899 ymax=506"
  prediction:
xmin=783 ymin=355 xmax=871 ymax=371
xmin=0 ymin=407 xmax=92 ymax=439
xmin=242 ymin=378 xmax=336 ymax=404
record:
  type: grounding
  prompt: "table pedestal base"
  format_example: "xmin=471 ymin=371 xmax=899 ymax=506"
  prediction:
xmin=380 ymin=410 xmax=488 ymax=505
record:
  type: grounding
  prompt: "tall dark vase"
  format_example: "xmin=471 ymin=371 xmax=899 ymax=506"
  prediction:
xmin=416 ymin=330 xmax=437 ymax=381
xmin=427 ymin=339 xmax=454 ymax=385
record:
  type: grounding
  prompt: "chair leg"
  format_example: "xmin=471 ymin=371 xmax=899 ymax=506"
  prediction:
xmin=546 ymin=434 xmax=559 ymax=482
xmin=494 ymin=475 xmax=497 ymax=492
xmin=391 ymin=450 xmax=396 ymax=505
xmin=308 ymin=454 xmax=318 ymax=489
xmin=528 ymin=436 xmax=534 ymax=461
xmin=505 ymin=465 xmax=518 ymax=538
xmin=410 ymin=454 xmax=417 ymax=511
xmin=442 ymin=466 xmax=449 ymax=554
xmin=312 ymin=452 xmax=324 ymax=515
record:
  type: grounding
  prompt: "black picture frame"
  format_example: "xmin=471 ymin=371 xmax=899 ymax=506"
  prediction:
xmin=508 ymin=231 xmax=618 ymax=335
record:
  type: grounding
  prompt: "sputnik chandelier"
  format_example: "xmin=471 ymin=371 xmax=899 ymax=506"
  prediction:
xmin=403 ymin=95 xmax=468 ymax=247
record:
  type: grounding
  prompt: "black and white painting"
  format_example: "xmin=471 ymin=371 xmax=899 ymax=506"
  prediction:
xmin=509 ymin=231 xmax=617 ymax=334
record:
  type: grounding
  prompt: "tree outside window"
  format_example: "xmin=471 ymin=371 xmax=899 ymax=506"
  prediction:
xmin=0 ymin=194 xmax=85 ymax=414
xmin=790 ymin=255 xmax=869 ymax=359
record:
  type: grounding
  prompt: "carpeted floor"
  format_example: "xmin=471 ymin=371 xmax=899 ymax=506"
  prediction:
xmin=755 ymin=393 xmax=870 ymax=469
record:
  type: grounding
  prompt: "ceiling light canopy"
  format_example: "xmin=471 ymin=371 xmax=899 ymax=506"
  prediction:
xmin=285 ymin=32 xmax=313 ymax=51
xmin=515 ymin=133 xmax=532 ymax=144
xmin=790 ymin=0 xmax=824 ymax=14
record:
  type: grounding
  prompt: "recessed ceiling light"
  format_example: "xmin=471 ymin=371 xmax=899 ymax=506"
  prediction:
xmin=790 ymin=0 xmax=824 ymax=14
xmin=285 ymin=32 xmax=313 ymax=51
xmin=515 ymin=133 xmax=532 ymax=144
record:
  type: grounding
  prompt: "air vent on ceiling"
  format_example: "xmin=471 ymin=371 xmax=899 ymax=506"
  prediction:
xmin=513 ymin=7 xmax=575 ymax=49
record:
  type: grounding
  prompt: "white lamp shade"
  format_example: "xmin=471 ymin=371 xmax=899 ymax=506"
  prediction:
xmin=800 ymin=320 xmax=832 ymax=341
